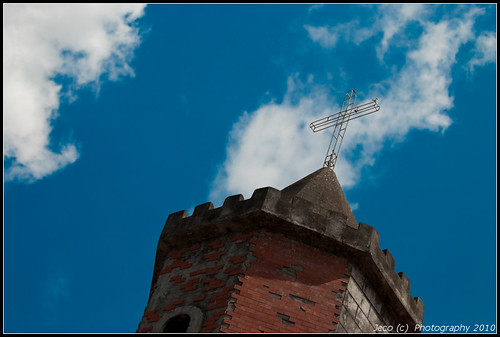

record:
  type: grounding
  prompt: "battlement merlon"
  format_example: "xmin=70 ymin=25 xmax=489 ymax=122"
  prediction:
xmin=150 ymin=168 xmax=424 ymax=326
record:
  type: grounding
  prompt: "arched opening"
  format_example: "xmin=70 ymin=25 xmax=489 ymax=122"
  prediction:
xmin=163 ymin=314 xmax=191 ymax=333
xmin=152 ymin=305 xmax=203 ymax=333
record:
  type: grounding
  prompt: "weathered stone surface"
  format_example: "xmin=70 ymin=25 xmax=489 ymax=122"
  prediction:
xmin=281 ymin=167 xmax=358 ymax=228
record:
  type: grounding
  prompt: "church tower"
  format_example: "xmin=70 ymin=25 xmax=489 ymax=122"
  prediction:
xmin=137 ymin=168 xmax=424 ymax=333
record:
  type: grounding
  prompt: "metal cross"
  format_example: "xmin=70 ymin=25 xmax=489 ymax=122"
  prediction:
xmin=310 ymin=89 xmax=380 ymax=170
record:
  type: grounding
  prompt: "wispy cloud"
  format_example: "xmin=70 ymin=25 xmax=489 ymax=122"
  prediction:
xmin=304 ymin=4 xmax=429 ymax=60
xmin=210 ymin=5 xmax=493 ymax=204
xmin=38 ymin=268 xmax=73 ymax=326
xmin=304 ymin=19 xmax=371 ymax=49
xmin=38 ymin=268 xmax=73 ymax=321
xmin=42 ymin=270 xmax=71 ymax=305
xmin=372 ymin=4 xmax=429 ymax=61
xmin=3 ymin=4 xmax=146 ymax=182
xmin=304 ymin=24 xmax=341 ymax=48
xmin=468 ymin=31 xmax=497 ymax=71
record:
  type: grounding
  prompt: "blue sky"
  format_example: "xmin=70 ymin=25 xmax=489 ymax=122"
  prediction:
xmin=3 ymin=4 xmax=496 ymax=333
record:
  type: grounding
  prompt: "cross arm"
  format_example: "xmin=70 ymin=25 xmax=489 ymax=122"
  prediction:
xmin=309 ymin=98 xmax=380 ymax=133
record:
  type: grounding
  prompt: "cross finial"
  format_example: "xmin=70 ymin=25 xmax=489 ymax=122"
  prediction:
xmin=310 ymin=89 xmax=380 ymax=170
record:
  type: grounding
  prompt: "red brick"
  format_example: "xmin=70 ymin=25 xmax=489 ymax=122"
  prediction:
xmin=209 ymin=286 xmax=233 ymax=299
xmin=167 ymin=243 xmax=201 ymax=259
xmin=202 ymin=277 xmax=226 ymax=291
xmin=160 ymin=259 xmax=192 ymax=274
xmin=207 ymin=294 xmax=229 ymax=305
xmin=203 ymin=250 xmax=227 ymax=261
xmin=192 ymin=295 xmax=205 ymax=302
xmin=224 ymin=232 xmax=350 ymax=333
xmin=189 ymin=264 xmax=224 ymax=276
xmin=169 ymin=275 xmax=186 ymax=284
xmin=205 ymin=301 xmax=229 ymax=311
xmin=329 ymin=307 xmax=341 ymax=316
xmin=144 ymin=310 xmax=160 ymax=323
xmin=180 ymin=277 xmax=200 ymax=292
xmin=225 ymin=321 xmax=260 ymax=333
xmin=138 ymin=326 xmax=153 ymax=333
xmin=249 ymin=237 xmax=259 ymax=245
xmin=338 ymin=277 xmax=349 ymax=284
xmin=224 ymin=267 xmax=244 ymax=276
xmin=235 ymin=312 xmax=278 ymax=331
xmin=209 ymin=240 xmax=224 ymax=249
xmin=163 ymin=299 xmax=184 ymax=311
xmin=332 ymin=284 xmax=347 ymax=293
xmin=150 ymin=231 xmax=352 ymax=333
xmin=231 ymin=232 xmax=255 ymax=243
xmin=233 ymin=305 xmax=280 ymax=329
xmin=202 ymin=309 xmax=227 ymax=331
xmin=294 ymin=316 xmax=319 ymax=328
xmin=229 ymin=255 xmax=246 ymax=264
xmin=208 ymin=287 xmax=235 ymax=303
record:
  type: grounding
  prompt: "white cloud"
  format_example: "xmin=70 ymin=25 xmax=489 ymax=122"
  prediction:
xmin=210 ymin=76 xmax=335 ymax=203
xmin=210 ymin=5 xmax=489 ymax=204
xmin=3 ymin=4 xmax=146 ymax=182
xmin=468 ymin=31 xmax=496 ymax=71
xmin=304 ymin=24 xmax=340 ymax=48
xmin=304 ymin=20 xmax=369 ymax=49
xmin=305 ymin=4 xmax=429 ymax=60
xmin=373 ymin=4 xmax=429 ymax=60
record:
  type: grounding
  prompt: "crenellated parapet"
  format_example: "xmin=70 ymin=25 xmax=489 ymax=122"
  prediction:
xmin=146 ymin=168 xmax=424 ymax=332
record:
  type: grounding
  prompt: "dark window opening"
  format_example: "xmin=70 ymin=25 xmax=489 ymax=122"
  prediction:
xmin=163 ymin=314 xmax=191 ymax=333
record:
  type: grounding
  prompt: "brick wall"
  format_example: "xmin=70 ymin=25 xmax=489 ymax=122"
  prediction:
xmin=137 ymin=231 xmax=256 ymax=333
xmin=138 ymin=229 xmax=414 ymax=333
xmin=138 ymin=230 xmax=351 ymax=333
xmin=221 ymin=231 xmax=350 ymax=333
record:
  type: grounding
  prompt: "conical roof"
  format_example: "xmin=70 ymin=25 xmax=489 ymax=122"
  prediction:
xmin=281 ymin=167 xmax=358 ymax=228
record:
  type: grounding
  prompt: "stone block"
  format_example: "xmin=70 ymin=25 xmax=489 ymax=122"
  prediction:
xmin=346 ymin=278 xmax=371 ymax=317
xmin=355 ymin=306 xmax=374 ymax=332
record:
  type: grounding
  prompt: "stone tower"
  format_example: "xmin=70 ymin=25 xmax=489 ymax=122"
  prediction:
xmin=137 ymin=168 xmax=424 ymax=333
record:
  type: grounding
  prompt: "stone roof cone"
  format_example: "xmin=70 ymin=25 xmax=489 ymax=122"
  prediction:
xmin=281 ymin=167 xmax=358 ymax=229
